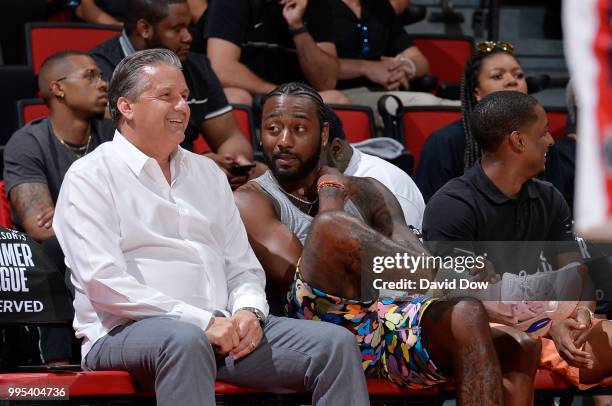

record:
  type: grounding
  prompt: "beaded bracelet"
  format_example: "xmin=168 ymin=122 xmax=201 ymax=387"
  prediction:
xmin=317 ymin=180 xmax=345 ymax=193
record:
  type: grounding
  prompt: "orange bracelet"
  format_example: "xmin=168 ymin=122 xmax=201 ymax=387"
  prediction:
xmin=317 ymin=181 xmax=345 ymax=193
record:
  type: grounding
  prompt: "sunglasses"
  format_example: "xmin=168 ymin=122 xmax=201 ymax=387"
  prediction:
xmin=476 ymin=41 xmax=514 ymax=54
xmin=356 ymin=22 xmax=370 ymax=55
xmin=56 ymin=69 xmax=104 ymax=85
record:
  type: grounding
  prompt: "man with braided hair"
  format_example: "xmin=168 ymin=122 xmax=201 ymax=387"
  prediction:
xmin=235 ymin=81 xmax=542 ymax=406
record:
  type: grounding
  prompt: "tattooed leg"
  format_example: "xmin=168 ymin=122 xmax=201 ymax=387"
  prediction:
xmin=421 ymin=298 xmax=504 ymax=406
xmin=491 ymin=325 xmax=540 ymax=406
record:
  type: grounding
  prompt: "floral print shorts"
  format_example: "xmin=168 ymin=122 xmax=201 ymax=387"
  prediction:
xmin=285 ymin=265 xmax=447 ymax=389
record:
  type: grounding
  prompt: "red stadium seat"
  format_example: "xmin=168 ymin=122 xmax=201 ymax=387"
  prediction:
xmin=1 ymin=370 xmax=610 ymax=403
xmin=0 ymin=181 xmax=14 ymax=229
xmin=546 ymin=107 xmax=569 ymax=140
xmin=401 ymin=106 xmax=462 ymax=167
xmin=329 ymin=104 xmax=376 ymax=143
xmin=412 ymin=35 xmax=474 ymax=85
xmin=17 ymin=98 xmax=48 ymax=127
xmin=193 ymin=104 xmax=256 ymax=155
xmin=26 ymin=22 xmax=121 ymax=75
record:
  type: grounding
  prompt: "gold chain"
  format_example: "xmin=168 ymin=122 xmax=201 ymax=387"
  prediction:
xmin=54 ymin=133 xmax=92 ymax=158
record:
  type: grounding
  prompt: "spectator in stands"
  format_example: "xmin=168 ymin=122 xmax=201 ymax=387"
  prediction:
xmin=74 ymin=0 xmax=125 ymax=26
xmin=323 ymin=105 xmax=425 ymax=228
xmin=204 ymin=0 xmax=349 ymax=105
xmin=53 ymin=49 xmax=368 ymax=406
xmin=76 ymin=0 xmax=207 ymax=26
xmin=415 ymin=41 xmax=528 ymax=202
xmin=423 ymin=91 xmax=612 ymax=389
xmin=3 ymin=50 xmax=113 ymax=365
xmin=235 ymin=82 xmax=541 ymax=404
xmin=90 ymin=0 xmax=259 ymax=189
xmin=328 ymin=0 xmax=459 ymax=125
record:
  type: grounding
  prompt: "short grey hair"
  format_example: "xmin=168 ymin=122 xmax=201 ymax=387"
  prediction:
xmin=108 ymin=48 xmax=182 ymax=126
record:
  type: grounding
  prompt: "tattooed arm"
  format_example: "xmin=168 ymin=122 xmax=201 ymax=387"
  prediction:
xmin=10 ymin=183 xmax=55 ymax=242
xmin=349 ymin=177 xmax=416 ymax=243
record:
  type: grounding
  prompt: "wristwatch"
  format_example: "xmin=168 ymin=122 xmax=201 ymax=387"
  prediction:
xmin=289 ymin=24 xmax=308 ymax=36
xmin=237 ymin=307 xmax=267 ymax=328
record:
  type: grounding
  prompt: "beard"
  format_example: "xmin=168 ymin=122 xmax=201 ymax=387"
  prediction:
xmin=264 ymin=139 xmax=322 ymax=182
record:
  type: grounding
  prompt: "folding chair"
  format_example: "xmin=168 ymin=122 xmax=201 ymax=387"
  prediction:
xmin=25 ymin=22 xmax=121 ymax=75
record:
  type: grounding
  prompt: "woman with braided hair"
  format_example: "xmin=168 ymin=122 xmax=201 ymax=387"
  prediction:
xmin=414 ymin=41 xmax=527 ymax=202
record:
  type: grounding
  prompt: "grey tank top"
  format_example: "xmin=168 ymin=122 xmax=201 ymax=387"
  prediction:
xmin=251 ymin=171 xmax=364 ymax=244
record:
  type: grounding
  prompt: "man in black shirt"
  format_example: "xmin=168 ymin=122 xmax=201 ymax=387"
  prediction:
xmin=326 ymin=0 xmax=458 ymax=125
xmin=204 ymin=0 xmax=349 ymax=105
xmin=424 ymin=92 xmax=612 ymax=387
xmin=90 ymin=0 xmax=259 ymax=188
xmin=423 ymin=91 xmax=575 ymax=274
xmin=3 ymin=50 xmax=114 ymax=365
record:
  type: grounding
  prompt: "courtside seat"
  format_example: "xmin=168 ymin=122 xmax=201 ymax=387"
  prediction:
xmin=193 ymin=103 xmax=257 ymax=155
xmin=401 ymin=106 xmax=462 ymax=167
xmin=401 ymin=106 xmax=569 ymax=168
xmin=0 ymin=371 xmax=136 ymax=397
xmin=546 ymin=107 xmax=569 ymax=140
xmin=25 ymin=22 xmax=121 ymax=75
xmin=2 ymin=370 xmax=610 ymax=403
xmin=411 ymin=34 xmax=474 ymax=86
xmin=329 ymin=104 xmax=377 ymax=143
xmin=17 ymin=98 xmax=48 ymax=127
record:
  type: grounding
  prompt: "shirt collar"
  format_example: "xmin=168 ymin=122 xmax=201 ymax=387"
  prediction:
xmin=469 ymin=161 xmax=538 ymax=204
xmin=119 ymin=30 xmax=136 ymax=58
xmin=111 ymin=130 xmax=185 ymax=179
xmin=344 ymin=146 xmax=361 ymax=176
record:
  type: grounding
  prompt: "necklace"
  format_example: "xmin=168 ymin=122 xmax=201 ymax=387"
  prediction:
xmin=279 ymin=188 xmax=319 ymax=215
xmin=55 ymin=134 xmax=92 ymax=158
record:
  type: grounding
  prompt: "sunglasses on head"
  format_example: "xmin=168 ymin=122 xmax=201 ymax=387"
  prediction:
xmin=476 ymin=41 xmax=514 ymax=54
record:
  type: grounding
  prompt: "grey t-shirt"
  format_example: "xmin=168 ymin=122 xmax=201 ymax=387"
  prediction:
xmin=3 ymin=117 xmax=114 ymax=226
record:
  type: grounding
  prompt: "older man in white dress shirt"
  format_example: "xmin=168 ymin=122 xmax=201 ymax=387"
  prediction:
xmin=53 ymin=48 xmax=368 ymax=406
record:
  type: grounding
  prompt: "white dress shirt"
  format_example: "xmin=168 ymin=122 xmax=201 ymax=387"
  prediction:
xmin=344 ymin=146 xmax=425 ymax=229
xmin=54 ymin=131 xmax=268 ymax=359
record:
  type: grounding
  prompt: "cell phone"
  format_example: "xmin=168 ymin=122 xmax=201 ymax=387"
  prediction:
xmin=229 ymin=163 xmax=256 ymax=176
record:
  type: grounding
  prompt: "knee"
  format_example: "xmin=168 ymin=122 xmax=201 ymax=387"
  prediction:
xmin=451 ymin=297 xmax=489 ymax=330
xmin=514 ymin=331 xmax=542 ymax=365
xmin=320 ymin=90 xmax=350 ymax=105
xmin=157 ymin=319 xmax=211 ymax=357
xmin=314 ymin=323 xmax=360 ymax=362
xmin=224 ymin=87 xmax=253 ymax=105
xmin=311 ymin=211 xmax=350 ymax=236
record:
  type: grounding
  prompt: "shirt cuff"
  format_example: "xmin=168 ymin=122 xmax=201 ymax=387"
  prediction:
xmin=178 ymin=302 xmax=214 ymax=331
xmin=230 ymin=295 xmax=269 ymax=318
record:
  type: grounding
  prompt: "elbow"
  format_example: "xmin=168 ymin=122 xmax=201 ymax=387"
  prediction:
xmin=209 ymin=59 xmax=233 ymax=87
xmin=312 ymin=74 xmax=338 ymax=91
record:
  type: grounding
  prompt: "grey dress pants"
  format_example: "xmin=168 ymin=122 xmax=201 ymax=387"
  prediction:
xmin=84 ymin=315 xmax=370 ymax=406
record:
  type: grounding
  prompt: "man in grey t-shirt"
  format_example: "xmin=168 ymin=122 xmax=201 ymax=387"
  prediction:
xmin=3 ymin=50 xmax=112 ymax=364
